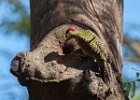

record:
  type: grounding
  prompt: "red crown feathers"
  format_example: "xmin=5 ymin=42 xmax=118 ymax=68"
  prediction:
xmin=67 ymin=27 xmax=77 ymax=32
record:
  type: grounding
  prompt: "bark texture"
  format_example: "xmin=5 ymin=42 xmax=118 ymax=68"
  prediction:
xmin=11 ymin=0 xmax=126 ymax=100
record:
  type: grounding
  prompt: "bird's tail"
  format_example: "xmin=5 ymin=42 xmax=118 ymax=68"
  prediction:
xmin=98 ymin=61 xmax=112 ymax=85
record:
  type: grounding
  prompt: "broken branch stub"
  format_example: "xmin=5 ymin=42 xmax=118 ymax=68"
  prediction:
xmin=11 ymin=25 xmax=82 ymax=82
xmin=10 ymin=25 xmax=110 ymax=99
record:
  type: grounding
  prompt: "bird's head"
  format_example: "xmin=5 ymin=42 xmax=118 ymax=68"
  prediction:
xmin=65 ymin=27 xmax=77 ymax=40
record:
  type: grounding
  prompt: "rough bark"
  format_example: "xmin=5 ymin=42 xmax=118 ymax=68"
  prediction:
xmin=11 ymin=0 xmax=126 ymax=100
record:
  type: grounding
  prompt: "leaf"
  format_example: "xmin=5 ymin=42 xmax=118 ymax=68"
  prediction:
xmin=130 ymin=81 xmax=136 ymax=98
xmin=123 ymin=82 xmax=128 ymax=88
xmin=125 ymin=82 xmax=131 ymax=96
xmin=136 ymin=72 xmax=140 ymax=78
xmin=136 ymin=79 xmax=140 ymax=82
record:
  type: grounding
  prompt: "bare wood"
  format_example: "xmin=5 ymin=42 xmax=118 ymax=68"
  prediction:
xmin=11 ymin=0 xmax=126 ymax=100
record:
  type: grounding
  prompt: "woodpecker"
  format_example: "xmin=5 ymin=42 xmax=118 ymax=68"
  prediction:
xmin=65 ymin=27 xmax=114 ymax=84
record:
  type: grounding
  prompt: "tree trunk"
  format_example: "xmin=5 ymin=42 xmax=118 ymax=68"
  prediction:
xmin=11 ymin=0 xmax=127 ymax=100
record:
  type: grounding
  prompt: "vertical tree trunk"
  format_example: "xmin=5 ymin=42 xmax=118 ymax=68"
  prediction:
xmin=11 ymin=0 xmax=127 ymax=100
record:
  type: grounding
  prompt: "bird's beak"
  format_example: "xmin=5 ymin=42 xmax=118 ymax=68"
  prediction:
xmin=66 ymin=35 xmax=71 ymax=42
xmin=65 ymin=31 xmax=72 ymax=41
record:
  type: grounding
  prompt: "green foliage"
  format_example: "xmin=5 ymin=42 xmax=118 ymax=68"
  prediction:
xmin=123 ymin=81 xmax=136 ymax=98
xmin=0 ymin=0 xmax=30 ymax=36
xmin=123 ymin=68 xmax=140 ymax=99
xmin=131 ymin=90 xmax=140 ymax=100
xmin=131 ymin=82 xmax=136 ymax=98
xmin=10 ymin=15 xmax=30 ymax=36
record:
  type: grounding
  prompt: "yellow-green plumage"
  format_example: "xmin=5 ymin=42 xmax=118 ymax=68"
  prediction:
xmin=66 ymin=29 xmax=112 ymax=83
xmin=67 ymin=30 xmax=108 ymax=61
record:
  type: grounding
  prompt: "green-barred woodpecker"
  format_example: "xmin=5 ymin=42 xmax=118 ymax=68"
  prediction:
xmin=65 ymin=27 xmax=114 ymax=84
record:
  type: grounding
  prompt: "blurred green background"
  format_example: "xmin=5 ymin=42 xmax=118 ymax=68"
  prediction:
xmin=0 ymin=0 xmax=140 ymax=100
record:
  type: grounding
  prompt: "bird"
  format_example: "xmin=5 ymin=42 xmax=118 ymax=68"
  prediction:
xmin=65 ymin=27 xmax=115 ymax=84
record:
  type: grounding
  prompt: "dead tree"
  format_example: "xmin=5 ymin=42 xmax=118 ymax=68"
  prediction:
xmin=11 ymin=0 xmax=126 ymax=100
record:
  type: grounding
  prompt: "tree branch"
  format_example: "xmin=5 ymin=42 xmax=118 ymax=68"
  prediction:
xmin=123 ymin=35 xmax=140 ymax=57
xmin=124 ymin=57 xmax=140 ymax=63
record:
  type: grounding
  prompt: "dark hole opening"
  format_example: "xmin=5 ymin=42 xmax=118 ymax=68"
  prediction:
xmin=62 ymin=43 xmax=74 ymax=55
